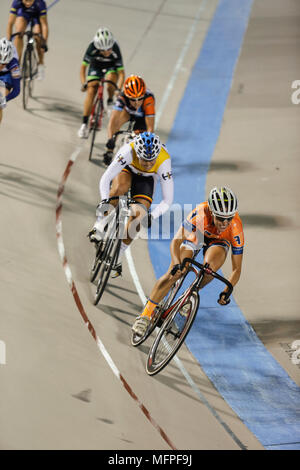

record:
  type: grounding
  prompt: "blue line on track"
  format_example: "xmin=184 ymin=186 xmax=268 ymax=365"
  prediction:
xmin=149 ymin=0 xmax=300 ymax=449
xmin=48 ymin=0 xmax=60 ymax=10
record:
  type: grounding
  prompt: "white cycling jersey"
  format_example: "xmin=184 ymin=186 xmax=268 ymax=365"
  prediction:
xmin=99 ymin=141 xmax=174 ymax=220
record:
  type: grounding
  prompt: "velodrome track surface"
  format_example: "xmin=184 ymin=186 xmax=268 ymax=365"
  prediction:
xmin=0 ymin=0 xmax=299 ymax=450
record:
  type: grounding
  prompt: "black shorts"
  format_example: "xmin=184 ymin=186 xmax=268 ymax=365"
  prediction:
xmin=122 ymin=166 xmax=154 ymax=204
xmin=87 ymin=66 xmax=117 ymax=82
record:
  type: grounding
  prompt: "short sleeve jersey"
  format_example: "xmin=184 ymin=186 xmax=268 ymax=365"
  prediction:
xmin=82 ymin=41 xmax=124 ymax=72
xmin=183 ymin=201 xmax=244 ymax=255
xmin=10 ymin=0 xmax=47 ymax=17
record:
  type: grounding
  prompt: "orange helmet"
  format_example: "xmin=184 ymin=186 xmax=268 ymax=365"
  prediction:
xmin=124 ymin=75 xmax=146 ymax=99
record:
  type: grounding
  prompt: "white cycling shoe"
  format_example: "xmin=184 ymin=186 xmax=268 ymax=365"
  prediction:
xmin=78 ymin=123 xmax=89 ymax=139
xmin=132 ymin=316 xmax=151 ymax=336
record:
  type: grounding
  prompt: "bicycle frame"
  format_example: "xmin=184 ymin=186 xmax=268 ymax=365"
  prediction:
xmin=162 ymin=258 xmax=233 ymax=320
xmin=145 ymin=258 xmax=233 ymax=375
xmin=88 ymin=78 xmax=119 ymax=161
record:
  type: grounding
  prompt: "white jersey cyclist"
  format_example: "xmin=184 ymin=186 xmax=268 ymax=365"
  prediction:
xmin=99 ymin=137 xmax=174 ymax=220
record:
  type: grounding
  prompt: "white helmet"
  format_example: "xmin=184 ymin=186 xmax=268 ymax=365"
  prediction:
xmin=93 ymin=27 xmax=115 ymax=50
xmin=134 ymin=132 xmax=162 ymax=161
xmin=0 ymin=38 xmax=14 ymax=64
xmin=208 ymin=186 xmax=238 ymax=218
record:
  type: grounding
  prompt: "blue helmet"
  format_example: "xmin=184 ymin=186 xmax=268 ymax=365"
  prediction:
xmin=134 ymin=132 xmax=161 ymax=161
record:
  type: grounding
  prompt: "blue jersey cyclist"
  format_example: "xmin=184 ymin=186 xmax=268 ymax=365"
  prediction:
xmin=6 ymin=0 xmax=49 ymax=80
xmin=78 ymin=27 xmax=125 ymax=139
xmin=0 ymin=38 xmax=21 ymax=125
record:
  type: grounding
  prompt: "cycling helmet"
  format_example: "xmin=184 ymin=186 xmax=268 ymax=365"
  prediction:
xmin=93 ymin=27 xmax=115 ymax=50
xmin=134 ymin=132 xmax=161 ymax=161
xmin=124 ymin=75 xmax=146 ymax=99
xmin=208 ymin=186 xmax=238 ymax=218
xmin=0 ymin=38 xmax=14 ymax=64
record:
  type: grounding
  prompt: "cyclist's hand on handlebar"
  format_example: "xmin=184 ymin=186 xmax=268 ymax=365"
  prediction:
xmin=41 ymin=42 xmax=48 ymax=52
xmin=96 ymin=199 xmax=110 ymax=217
xmin=218 ymin=291 xmax=231 ymax=306
xmin=170 ymin=264 xmax=182 ymax=276
xmin=81 ymin=82 xmax=88 ymax=92
xmin=106 ymin=137 xmax=115 ymax=150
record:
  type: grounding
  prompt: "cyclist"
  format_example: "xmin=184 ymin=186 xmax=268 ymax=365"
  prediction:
xmin=6 ymin=0 xmax=49 ymax=80
xmin=0 ymin=38 xmax=21 ymax=124
xmin=78 ymin=27 xmax=125 ymax=139
xmin=88 ymin=132 xmax=174 ymax=277
xmin=132 ymin=186 xmax=244 ymax=336
xmin=103 ymin=74 xmax=155 ymax=165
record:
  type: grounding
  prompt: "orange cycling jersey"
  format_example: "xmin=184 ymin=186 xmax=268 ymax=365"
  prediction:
xmin=183 ymin=201 xmax=244 ymax=255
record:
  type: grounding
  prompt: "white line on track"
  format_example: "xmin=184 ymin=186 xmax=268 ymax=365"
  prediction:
xmin=56 ymin=145 xmax=176 ymax=450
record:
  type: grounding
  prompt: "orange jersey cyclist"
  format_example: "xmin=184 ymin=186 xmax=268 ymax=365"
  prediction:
xmin=132 ymin=187 xmax=244 ymax=336
xmin=78 ymin=27 xmax=125 ymax=139
xmin=103 ymin=75 xmax=155 ymax=165
xmin=89 ymin=132 xmax=174 ymax=278
xmin=6 ymin=0 xmax=49 ymax=80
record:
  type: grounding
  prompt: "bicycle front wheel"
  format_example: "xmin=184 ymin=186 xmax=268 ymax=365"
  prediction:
xmin=146 ymin=290 xmax=199 ymax=376
xmin=22 ymin=49 xmax=31 ymax=110
xmin=93 ymin=236 xmax=121 ymax=306
xmin=88 ymin=98 xmax=103 ymax=161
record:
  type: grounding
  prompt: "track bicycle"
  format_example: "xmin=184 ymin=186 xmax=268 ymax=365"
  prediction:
xmin=90 ymin=194 xmax=139 ymax=306
xmin=12 ymin=29 xmax=46 ymax=110
xmin=88 ymin=78 xmax=119 ymax=161
xmin=132 ymin=257 xmax=233 ymax=376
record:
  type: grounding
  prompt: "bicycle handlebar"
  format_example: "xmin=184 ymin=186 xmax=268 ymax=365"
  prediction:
xmin=180 ymin=257 xmax=233 ymax=298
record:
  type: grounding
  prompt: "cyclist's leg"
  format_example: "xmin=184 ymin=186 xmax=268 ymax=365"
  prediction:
xmin=13 ymin=15 xmax=28 ymax=61
xmin=132 ymin=244 xmax=193 ymax=334
xmin=110 ymin=168 xmax=132 ymax=197
xmin=32 ymin=18 xmax=43 ymax=64
xmin=84 ymin=79 xmax=99 ymax=118
xmin=200 ymin=243 xmax=228 ymax=288
xmin=105 ymin=70 xmax=118 ymax=101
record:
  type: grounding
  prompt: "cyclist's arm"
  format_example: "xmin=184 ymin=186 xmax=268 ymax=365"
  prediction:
xmin=151 ymin=159 xmax=174 ymax=219
xmin=39 ymin=14 xmax=49 ymax=43
xmin=80 ymin=62 xmax=88 ymax=86
xmin=99 ymin=144 xmax=132 ymax=199
xmin=107 ymin=108 xmax=122 ymax=139
xmin=225 ymin=252 xmax=243 ymax=293
xmin=170 ymin=225 xmax=189 ymax=266
xmin=116 ymin=68 xmax=125 ymax=92
xmin=6 ymin=13 xmax=16 ymax=41
xmin=6 ymin=66 xmax=21 ymax=102
xmin=145 ymin=115 xmax=155 ymax=132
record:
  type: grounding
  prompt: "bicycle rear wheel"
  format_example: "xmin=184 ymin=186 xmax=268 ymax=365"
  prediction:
xmin=88 ymin=97 xmax=103 ymax=161
xmin=146 ymin=290 xmax=199 ymax=376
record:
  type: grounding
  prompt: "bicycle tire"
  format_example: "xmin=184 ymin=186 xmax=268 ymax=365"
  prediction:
xmin=93 ymin=236 xmax=121 ymax=305
xmin=88 ymin=97 xmax=103 ymax=161
xmin=146 ymin=290 xmax=199 ymax=375
xmin=89 ymin=240 xmax=105 ymax=283
xmin=29 ymin=51 xmax=38 ymax=97
xmin=22 ymin=49 xmax=31 ymax=110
